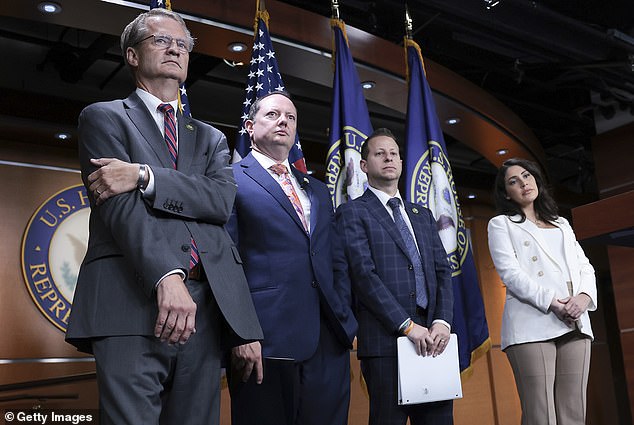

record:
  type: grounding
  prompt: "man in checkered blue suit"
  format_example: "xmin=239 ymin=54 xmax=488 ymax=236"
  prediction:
xmin=335 ymin=128 xmax=454 ymax=425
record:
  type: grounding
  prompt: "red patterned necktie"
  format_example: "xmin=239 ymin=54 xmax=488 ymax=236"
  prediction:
xmin=269 ymin=163 xmax=309 ymax=233
xmin=158 ymin=103 xmax=200 ymax=270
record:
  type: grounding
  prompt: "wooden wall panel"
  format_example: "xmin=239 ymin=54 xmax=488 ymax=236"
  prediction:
xmin=0 ymin=142 xmax=98 ymax=411
xmin=592 ymin=122 xmax=634 ymax=198
xmin=587 ymin=343 xmax=620 ymax=425
xmin=0 ymin=162 xmax=84 ymax=360
xmin=489 ymin=349 xmax=521 ymax=425
xmin=0 ymin=362 xmax=94 ymax=387
xmin=347 ymin=352 xmax=370 ymax=424
xmin=607 ymin=245 xmax=634 ymax=418
xmin=622 ymin=333 xmax=634 ymax=416
xmin=0 ymin=380 xmax=98 ymax=411
xmin=455 ymin=355 xmax=495 ymax=425
xmin=608 ymin=246 xmax=634 ymax=330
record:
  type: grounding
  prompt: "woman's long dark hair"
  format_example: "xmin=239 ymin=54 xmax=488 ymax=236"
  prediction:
xmin=493 ymin=158 xmax=558 ymax=223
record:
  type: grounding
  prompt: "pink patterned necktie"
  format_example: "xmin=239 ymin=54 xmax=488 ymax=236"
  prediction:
xmin=158 ymin=103 xmax=200 ymax=270
xmin=269 ymin=163 xmax=309 ymax=232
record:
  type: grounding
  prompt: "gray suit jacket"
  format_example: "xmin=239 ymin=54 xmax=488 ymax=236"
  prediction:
xmin=66 ymin=92 xmax=262 ymax=352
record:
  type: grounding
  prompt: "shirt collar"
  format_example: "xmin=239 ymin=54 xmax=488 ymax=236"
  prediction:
xmin=252 ymin=149 xmax=292 ymax=174
xmin=367 ymin=185 xmax=404 ymax=208
xmin=136 ymin=87 xmax=178 ymax=115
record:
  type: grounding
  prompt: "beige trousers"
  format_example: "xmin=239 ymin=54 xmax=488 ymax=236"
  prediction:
xmin=505 ymin=332 xmax=591 ymax=425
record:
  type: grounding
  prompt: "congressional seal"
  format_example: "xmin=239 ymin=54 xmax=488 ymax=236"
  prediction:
xmin=21 ymin=184 xmax=90 ymax=331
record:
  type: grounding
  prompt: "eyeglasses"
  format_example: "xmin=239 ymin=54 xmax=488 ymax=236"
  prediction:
xmin=135 ymin=34 xmax=192 ymax=53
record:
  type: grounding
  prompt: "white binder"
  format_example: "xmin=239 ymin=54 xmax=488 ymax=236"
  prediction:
xmin=397 ymin=333 xmax=463 ymax=405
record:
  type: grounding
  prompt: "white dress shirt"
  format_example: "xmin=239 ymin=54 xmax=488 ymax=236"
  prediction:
xmin=251 ymin=149 xmax=311 ymax=231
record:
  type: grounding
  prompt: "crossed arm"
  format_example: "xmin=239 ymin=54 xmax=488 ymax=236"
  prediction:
xmin=79 ymin=105 xmax=234 ymax=346
xmin=89 ymin=157 xmax=263 ymax=380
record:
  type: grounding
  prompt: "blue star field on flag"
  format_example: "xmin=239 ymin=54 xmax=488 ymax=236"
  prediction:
xmin=233 ymin=12 xmax=306 ymax=172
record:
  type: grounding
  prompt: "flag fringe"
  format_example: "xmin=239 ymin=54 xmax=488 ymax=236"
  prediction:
xmin=255 ymin=0 xmax=270 ymax=35
xmin=330 ymin=18 xmax=348 ymax=71
xmin=404 ymin=38 xmax=427 ymax=83
xmin=459 ymin=337 xmax=492 ymax=381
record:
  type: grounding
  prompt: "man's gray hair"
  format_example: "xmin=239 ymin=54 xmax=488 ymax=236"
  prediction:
xmin=120 ymin=8 xmax=194 ymax=67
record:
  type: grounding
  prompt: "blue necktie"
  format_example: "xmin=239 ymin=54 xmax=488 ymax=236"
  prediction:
xmin=387 ymin=197 xmax=428 ymax=309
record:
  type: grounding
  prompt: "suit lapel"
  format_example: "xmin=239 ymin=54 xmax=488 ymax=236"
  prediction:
xmin=241 ymin=154 xmax=308 ymax=235
xmin=362 ymin=190 xmax=411 ymax=259
xmin=511 ymin=215 xmax=562 ymax=270
xmin=290 ymin=166 xmax=315 ymax=233
xmin=405 ymin=202 xmax=428 ymax=249
xmin=176 ymin=113 xmax=197 ymax=172
xmin=124 ymin=93 xmax=172 ymax=169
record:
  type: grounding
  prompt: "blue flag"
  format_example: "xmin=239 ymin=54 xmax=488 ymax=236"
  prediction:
xmin=326 ymin=19 xmax=373 ymax=207
xmin=404 ymin=38 xmax=490 ymax=375
xmin=149 ymin=0 xmax=191 ymax=117
xmin=233 ymin=8 xmax=306 ymax=172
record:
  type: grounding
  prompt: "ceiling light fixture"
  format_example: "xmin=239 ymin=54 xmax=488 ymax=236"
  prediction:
xmin=445 ymin=118 xmax=460 ymax=125
xmin=227 ymin=42 xmax=247 ymax=53
xmin=361 ymin=81 xmax=376 ymax=90
xmin=496 ymin=148 xmax=508 ymax=156
xmin=223 ymin=59 xmax=244 ymax=67
xmin=484 ymin=0 xmax=501 ymax=10
xmin=55 ymin=132 xmax=71 ymax=141
xmin=37 ymin=1 xmax=62 ymax=14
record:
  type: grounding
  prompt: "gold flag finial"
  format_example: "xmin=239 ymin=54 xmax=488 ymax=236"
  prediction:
xmin=405 ymin=4 xmax=413 ymax=39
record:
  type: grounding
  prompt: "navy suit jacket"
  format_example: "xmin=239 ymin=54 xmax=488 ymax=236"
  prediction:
xmin=335 ymin=189 xmax=453 ymax=357
xmin=66 ymin=92 xmax=262 ymax=352
xmin=227 ymin=152 xmax=357 ymax=362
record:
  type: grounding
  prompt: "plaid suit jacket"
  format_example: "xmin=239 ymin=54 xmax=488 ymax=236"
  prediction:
xmin=335 ymin=189 xmax=453 ymax=357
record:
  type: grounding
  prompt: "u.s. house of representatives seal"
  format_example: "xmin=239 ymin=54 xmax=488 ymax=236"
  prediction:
xmin=21 ymin=184 xmax=89 ymax=332
xmin=409 ymin=141 xmax=469 ymax=277
xmin=326 ymin=126 xmax=369 ymax=206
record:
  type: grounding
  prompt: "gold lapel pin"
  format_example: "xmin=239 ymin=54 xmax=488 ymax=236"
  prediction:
xmin=412 ymin=207 xmax=419 ymax=214
xmin=186 ymin=124 xmax=194 ymax=131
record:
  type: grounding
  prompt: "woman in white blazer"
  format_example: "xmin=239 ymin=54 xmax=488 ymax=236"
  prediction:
xmin=487 ymin=158 xmax=597 ymax=425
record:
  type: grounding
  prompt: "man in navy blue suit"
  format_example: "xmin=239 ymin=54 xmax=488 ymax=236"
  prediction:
xmin=227 ymin=91 xmax=357 ymax=425
xmin=335 ymin=128 xmax=454 ymax=425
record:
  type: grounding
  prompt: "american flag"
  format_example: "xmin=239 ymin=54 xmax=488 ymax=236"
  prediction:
xmin=233 ymin=7 xmax=307 ymax=172
xmin=150 ymin=0 xmax=192 ymax=117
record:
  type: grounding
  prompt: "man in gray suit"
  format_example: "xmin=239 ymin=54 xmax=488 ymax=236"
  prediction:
xmin=65 ymin=8 xmax=262 ymax=425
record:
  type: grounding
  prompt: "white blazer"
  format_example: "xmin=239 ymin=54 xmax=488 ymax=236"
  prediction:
xmin=487 ymin=214 xmax=597 ymax=350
